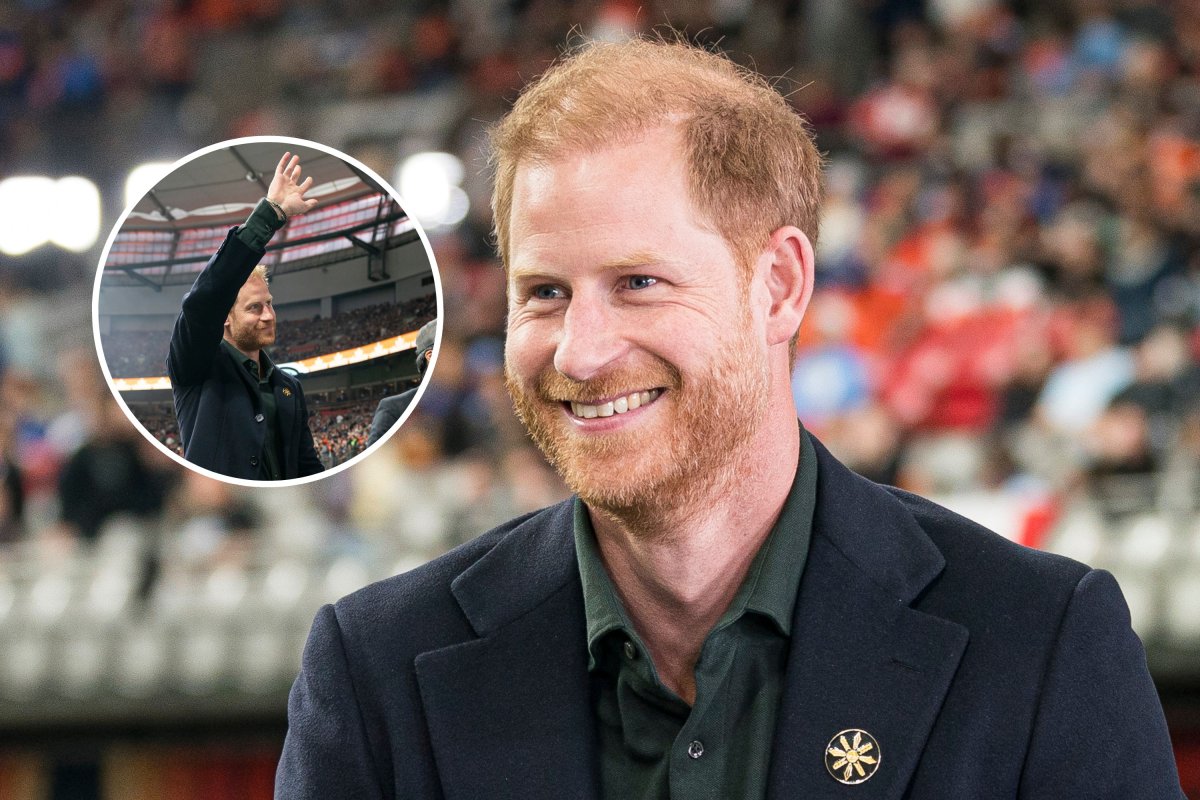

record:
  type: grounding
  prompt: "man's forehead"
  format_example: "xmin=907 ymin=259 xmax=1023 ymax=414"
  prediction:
xmin=507 ymin=127 xmax=729 ymax=275
xmin=237 ymin=276 xmax=272 ymax=304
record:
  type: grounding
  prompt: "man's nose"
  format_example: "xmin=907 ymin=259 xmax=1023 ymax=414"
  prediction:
xmin=262 ymin=305 xmax=276 ymax=322
xmin=553 ymin=293 xmax=627 ymax=381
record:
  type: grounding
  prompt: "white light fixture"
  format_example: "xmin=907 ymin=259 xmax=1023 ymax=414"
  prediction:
xmin=0 ymin=176 xmax=57 ymax=256
xmin=0 ymin=174 xmax=101 ymax=255
xmin=396 ymin=151 xmax=469 ymax=229
xmin=124 ymin=161 xmax=176 ymax=208
xmin=53 ymin=176 xmax=101 ymax=252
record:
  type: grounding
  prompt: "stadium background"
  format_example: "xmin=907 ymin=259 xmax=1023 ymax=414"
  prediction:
xmin=97 ymin=140 xmax=437 ymax=474
xmin=1 ymin=0 xmax=1199 ymax=797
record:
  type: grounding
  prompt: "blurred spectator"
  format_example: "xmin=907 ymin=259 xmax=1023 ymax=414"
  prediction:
xmin=57 ymin=397 xmax=174 ymax=542
xmin=0 ymin=404 xmax=23 ymax=547
xmin=1035 ymin=294 xmax=1135 ymax=437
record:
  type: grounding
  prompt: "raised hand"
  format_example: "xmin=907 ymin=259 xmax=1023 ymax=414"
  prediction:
xmin=267 ymin=152 xmax=319 ymax=219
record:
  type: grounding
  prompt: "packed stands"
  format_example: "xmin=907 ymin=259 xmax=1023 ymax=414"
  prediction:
xmin=2 ymin=0 xmax=1199 ymax=796
xmin=100 ymin=293 xmax=436 ymax=378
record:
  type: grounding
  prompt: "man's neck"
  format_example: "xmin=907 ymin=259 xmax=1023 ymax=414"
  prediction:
xmin=587 ymin=408 xmax=801 ymax=704
xmin=224 ymin=336 xmax=260 ymax=366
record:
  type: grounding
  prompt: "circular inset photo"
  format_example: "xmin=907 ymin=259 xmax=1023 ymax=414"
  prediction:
xmin=92 ymin=137 xmax=442 ymax=486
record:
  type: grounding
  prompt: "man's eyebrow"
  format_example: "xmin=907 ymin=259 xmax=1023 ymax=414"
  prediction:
xmin=599 ymin=252 xmax=671 ymax=272
xmin=509 ymin=251 xmax=672 ymax=281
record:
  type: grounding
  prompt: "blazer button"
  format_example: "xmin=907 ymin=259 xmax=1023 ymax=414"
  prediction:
xmin=250 ymin=457 xmax=259 ymax=467
xmin=255 ymin=413 xmax=264 ymax=423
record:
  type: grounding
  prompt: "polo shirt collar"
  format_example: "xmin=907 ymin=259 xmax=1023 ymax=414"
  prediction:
xmin=221 ymin=338 xmax=274 ymax=381
xmin=574 ymin=424 xmax=818 ymax=670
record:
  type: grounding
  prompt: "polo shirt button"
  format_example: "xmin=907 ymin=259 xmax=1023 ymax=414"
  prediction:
xmin=254 ymin=414 xmax=264 ymax=423
xmin=622 ymin=640 xmax=637 ymax=660
xmin=250 ymin=457 xmax=259 ymax=467
xmin=687 ymin=740 xmax=704 ymax=759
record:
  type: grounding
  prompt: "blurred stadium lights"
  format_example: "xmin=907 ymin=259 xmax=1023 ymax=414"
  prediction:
xmin=86 ymin=568 xmax=135 ymax=621
xmin=0 ymin=576 xmax=13 ymax=623
xmin=263 ymin=560 xmax=307 ymax=611
xmin=116 ymin=628 xmax=167 ymax=697
xmin=324 ymin=557 xmax=370 ymax=602
xmin=6 ymin=637 xmax=47 ymax=697
xmin=61 ymin=636 xmax=106 ymax=697
xmin=396 ymin=151 xmax=469 ymax=229
xmin=0 ymin=174 xmax=101 ymax=255
xmin=124 ymin=161 xmax=176 ymax=209
xmin=28 ymin=571 xmax=72 ymax=624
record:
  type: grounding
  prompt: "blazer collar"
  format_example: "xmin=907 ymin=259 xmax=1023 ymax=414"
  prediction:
xmin=415 ymin=500 xmax=599 ymax=800
xmin=450 ymin=499 xmax=579 ymax=636
xmin=765 ymin=438 xmax=969 ymax=799
xmin=418 ymin=437 xmax=967 ymax=800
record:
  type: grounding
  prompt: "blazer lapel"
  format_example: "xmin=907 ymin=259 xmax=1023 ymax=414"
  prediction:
xmin=415 ymin=501 xmax=601 ymax=800
xmin=767 ymin=441 xmax=970 ymax=800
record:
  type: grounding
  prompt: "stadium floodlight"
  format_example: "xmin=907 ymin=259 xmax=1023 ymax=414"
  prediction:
xmin=52 ymin=176 xmax=101 ymax=251
xmin=125 ymin=161 xmax=176 ymax=208
xmin=396 ymin=151 xmax=470 ymax=229
xmin=0 ymin=174 xmax=101 ymax=255
xmin=0 ymin=176 xmax=57 ymax=255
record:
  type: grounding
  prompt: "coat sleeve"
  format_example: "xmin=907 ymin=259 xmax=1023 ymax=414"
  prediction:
xmin=276 ymin=604 xmax=385 ymax=800
xmin=366 ymin=394 xmax=412 ymax=447
xmin=1018 ymin=569 xmax=1185 ymax=798
xmin=167 ymin=229 xmax=264 ymax=387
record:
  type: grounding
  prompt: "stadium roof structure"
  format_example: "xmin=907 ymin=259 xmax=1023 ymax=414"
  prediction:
xmin=104 ymin=141 xmax=418 ymax=289
xmin=127 ymin=142 xmax=375 ymax=229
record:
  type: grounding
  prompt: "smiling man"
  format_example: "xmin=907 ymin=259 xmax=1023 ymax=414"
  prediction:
xmin=277 ymin=39 xmax=1184 ymax=799
xmin=168 ymin=152 xmax=324 ymax=481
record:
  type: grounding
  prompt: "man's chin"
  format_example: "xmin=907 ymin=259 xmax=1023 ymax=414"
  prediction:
xmin=542 ymin=435 xmax=678 ymax=511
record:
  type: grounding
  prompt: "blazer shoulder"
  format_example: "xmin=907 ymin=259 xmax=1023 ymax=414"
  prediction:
xmin=888 ymin=486 xmax=1089 ymax=582
xmin=884 ymin=485 xmax=1092 ymax=622
xmin=329 ymin=505 xmax=557 ymax=653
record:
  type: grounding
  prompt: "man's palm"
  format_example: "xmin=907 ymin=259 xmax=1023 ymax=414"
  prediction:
xmin=268 ymin=152 xmax=319 ymax=218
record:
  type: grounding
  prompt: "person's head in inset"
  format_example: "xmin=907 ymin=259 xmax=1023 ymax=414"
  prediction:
xmin=415 ymin=319 xmax=437 ymax=376
xmin=225 ymin=264 xmax=275 ymax=357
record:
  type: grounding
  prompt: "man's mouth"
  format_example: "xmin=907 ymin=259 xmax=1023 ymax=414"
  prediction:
xmin=567 ymin=389 xmax=662 ymax=419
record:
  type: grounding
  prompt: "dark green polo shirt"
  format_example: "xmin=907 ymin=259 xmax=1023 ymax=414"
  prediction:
xmin=575 ymin=428 xmax=818 ymax=800
xmin=220 ymin=339 xmax=282 ymax=481
xmin=222 ymin=198 xmax=286 ymax=480
xmin=237 ymin=197 xmax=285 ymax=251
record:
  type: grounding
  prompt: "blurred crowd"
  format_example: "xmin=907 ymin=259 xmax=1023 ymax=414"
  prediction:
xmin=100 ymin=293 xmax=437 ymax=377
xmin=0 ymin=0 xmax=1197 ymax=587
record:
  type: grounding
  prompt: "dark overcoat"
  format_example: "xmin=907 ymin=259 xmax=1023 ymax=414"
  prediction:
xmin=276 ymin=437 xmax=1184 ymax=799
xmin=366 ymin=388 xmax=417 ymax=447
xmin=168 ymin=228 xmax=323 ymax=481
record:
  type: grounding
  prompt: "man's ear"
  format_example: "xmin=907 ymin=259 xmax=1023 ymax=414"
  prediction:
xmin=761 ymin=225 xmax=815 ymax=348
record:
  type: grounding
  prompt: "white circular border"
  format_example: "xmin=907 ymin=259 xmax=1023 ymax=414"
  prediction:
xmin=91 ymin=135 xmax=445 ymax=489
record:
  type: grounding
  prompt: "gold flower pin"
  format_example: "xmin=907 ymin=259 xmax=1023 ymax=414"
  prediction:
xmin=825 ymin=729 xmax=880 ymax=785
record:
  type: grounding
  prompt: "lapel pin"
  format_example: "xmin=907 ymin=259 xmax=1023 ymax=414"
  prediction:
xmin=825 ymin=729 xmax=880 ymax=785
xmin=282 ymin=387 xmax=292 ymax=397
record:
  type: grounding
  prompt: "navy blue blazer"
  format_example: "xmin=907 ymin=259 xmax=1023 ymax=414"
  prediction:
xmin=276 ymin=438 xmax=1184 ymax=799
xmin=168 ymin=229 xmax=323 ymax=481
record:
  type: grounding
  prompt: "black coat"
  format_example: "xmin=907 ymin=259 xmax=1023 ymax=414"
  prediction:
xmin=366 ymin=388 xmax=417 ymax=447
xmin=167 ymin=228 xmax=323 ymax=481
xmin=275 ymin=436 xmax=1183 ymax=799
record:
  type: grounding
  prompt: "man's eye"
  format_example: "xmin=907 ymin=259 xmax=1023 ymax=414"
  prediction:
xmin=626 ymin=275 xmax=657 ymax=290
xmin=531 ymin=285 xmax=564 ymax=300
